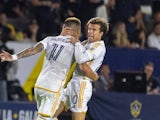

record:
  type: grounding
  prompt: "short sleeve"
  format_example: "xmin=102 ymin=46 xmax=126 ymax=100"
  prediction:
xmin=39 ymin=37 xmax=49 ymax=50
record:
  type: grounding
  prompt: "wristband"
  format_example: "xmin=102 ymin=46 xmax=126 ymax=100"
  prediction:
xmin=12 ymin=54 xmax=18 ymax=60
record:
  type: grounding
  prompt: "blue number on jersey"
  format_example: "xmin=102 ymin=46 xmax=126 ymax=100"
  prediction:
xmin=49 ymin=43 xmax=64 ymax=61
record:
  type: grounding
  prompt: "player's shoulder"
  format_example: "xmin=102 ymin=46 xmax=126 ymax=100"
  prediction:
xmin=42 ymin=35 xmax=63 ymax=42
xmin=55 ymin=35 xmax=72 ymax=42
xmin=42 ymin=36 xmax=56 ymax=41
xmin=92 ymin=41 xmax=105 ymax=48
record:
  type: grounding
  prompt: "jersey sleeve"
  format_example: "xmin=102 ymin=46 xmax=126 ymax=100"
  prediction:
xmin=39 ymin=37 xmax=49 ymax=50
xmin=75 ymin=42 xmax=104 ymax=64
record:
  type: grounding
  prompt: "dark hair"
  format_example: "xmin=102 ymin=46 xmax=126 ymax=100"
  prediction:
xmin=143 ymin=61 xmax=154 ymax=71
xmin=144 ymin=61 xmax=154 ymax=67
xmin=87 ymin=17 xmax=109 ymax=34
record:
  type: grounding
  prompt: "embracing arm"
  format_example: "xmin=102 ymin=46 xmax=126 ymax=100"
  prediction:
xmin=69 ymin=37 xmax=92 ymax=63
xmin=69 ymin=37 xmax=99 ymax=81
xmin=74 ymin=42 xmax=92 ymax=64
xmin=0 ymin=43 xmax=44 ymax=62
xmin=79 ymin=63 xmax=99 ymax=81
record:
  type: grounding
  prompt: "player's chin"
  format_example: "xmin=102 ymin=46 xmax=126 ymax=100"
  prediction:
xmin=88 ymin=36 xmax=93 ymax=40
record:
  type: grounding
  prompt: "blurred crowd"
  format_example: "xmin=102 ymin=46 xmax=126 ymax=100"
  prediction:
xmin=0 ymin=0 xmax=159 ymax=49
xmin=0 ymin=0 xmax=160 ymax=101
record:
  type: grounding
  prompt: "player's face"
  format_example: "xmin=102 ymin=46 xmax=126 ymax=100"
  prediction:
xmin=87 ymin=24 xmax=103 ymax=42
xmin=62 ymin=25 xmax=80 ymax=38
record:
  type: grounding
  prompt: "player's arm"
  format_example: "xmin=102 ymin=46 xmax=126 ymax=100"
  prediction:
xmin=0 ymin=43 xmax=44 ymax=62
xmin=79 ymin=63 xmax=99 ymax=81
xmin=69 ymin=38 xmax=92 ymax=63
xmin=74 ymin=42 xmax=92 ymax=64
xmin=69 ymin=37 xmax=99 ymax=81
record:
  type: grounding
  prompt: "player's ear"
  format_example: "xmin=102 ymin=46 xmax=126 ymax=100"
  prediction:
xmin=100 ymin=31 xmax=104 ymax=38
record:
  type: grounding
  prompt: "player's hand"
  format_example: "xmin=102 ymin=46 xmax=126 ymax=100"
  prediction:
xmin=0 ymin=50 xmax=13 ymax=62
xmin=69 ymin=37 xmax=80 ymax=45
xmin=94 ymin=73 xmax=99 ymax=81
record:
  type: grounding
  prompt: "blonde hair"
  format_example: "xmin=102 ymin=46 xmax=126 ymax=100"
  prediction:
xmin=87 ymin=17 xmax=109 ymax=33
xmin=64 ymin=17 xmax=81 ymax=27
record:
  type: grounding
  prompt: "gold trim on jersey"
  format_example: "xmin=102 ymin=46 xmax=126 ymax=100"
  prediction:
xmin=89 ymin=43 xmax=101 ymax=52
xmin=51 ymin=92 xmax=60 ymax=114
xmin=78 ymin=81 xmax=86 ymax=108
xmin=37 ymin=112 xmax=50 ymax=117
xmin=34 ymin=86 xmax=59 ymax=93
xmin=34 ymin=77 xmax=65 ymax=93
xmin=93 ymin=43 xmax=101 ymax=48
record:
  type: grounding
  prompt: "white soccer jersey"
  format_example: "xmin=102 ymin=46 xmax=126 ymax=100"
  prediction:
xmin=61 ymin=40 xmax=106 ymax=112
xmin=35 ymin=35 xmax=74 ymax=92
xmin=73 ymin=40 xmax=106 ymax=81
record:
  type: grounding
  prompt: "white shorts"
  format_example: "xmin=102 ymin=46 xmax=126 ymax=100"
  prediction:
xmin=62 ymin=79 xmax=92 ymax=112
xmin=34 ymin=88 xmax=63 ymax=118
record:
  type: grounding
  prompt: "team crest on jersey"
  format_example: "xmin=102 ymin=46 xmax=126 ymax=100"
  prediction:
xmin=89 ymin=47 xmax=95 ymax=52
xmin=130 ymin=99 xmax=142 ymax=118
xmin=93 ymin=43 xmax=100 ymax=48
